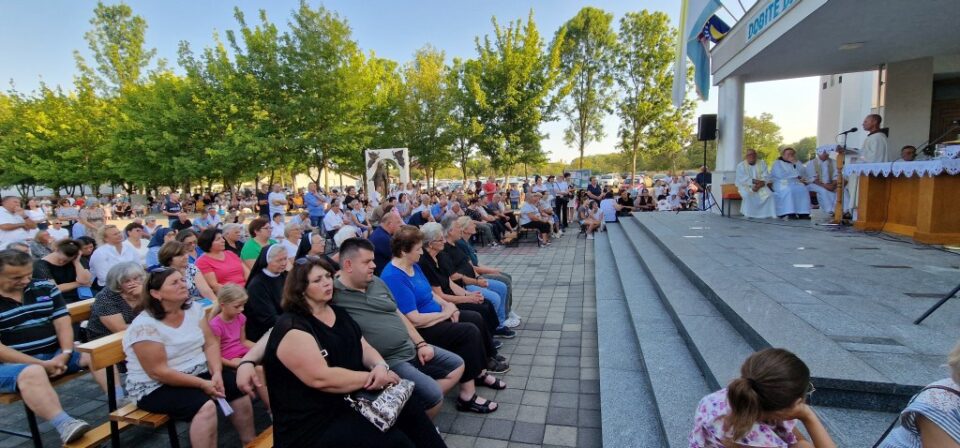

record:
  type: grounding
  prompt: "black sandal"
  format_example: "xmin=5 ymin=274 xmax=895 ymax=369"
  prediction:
xmin=475 ymin=373 xmax=507 ymax=390
xmin=456 ymin=394 xmax=498 ymax=413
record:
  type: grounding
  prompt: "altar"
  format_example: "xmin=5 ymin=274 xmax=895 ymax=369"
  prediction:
xmin=845 ymin=159 xmax=960 ymax=244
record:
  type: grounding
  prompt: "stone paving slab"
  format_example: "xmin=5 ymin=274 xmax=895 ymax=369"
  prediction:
xmin=0 ymin=231 xmax=598 ymax=447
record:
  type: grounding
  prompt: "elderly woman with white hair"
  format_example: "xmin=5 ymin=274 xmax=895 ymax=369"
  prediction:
xmin=221 ymin=223 xmax=245 ymax=257
xmin=880 ymin=341 xmax=960 ymax=447
xmin=454 ymin=216 xmax=520 ymax=328
xmin=418 ymin=222 xmax=501 ymax=335
xmin=86 ymin=261 xmax=147 ymax=341
xmin=437 ymin=217 xmax=514 ymax=338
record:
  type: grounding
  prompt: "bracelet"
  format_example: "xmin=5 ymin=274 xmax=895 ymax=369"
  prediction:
xmin=238 ymin=360 xmax=257 ymax=368
xmin=415 ymin=341 xmax=428 ymax=349
xmin=373 ymin=361 xmax=390 ymax=371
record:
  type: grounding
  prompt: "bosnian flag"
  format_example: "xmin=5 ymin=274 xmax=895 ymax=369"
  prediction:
xmin=672 ymin=0 xmax=722 ymax=108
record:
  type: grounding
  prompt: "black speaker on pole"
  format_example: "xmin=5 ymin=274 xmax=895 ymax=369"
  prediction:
xmin=697 ymin=114 xmax=717 ymax=141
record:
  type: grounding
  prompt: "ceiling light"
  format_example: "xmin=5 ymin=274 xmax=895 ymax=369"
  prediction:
xmin=839 ymin=42 xmax=864 ymax=51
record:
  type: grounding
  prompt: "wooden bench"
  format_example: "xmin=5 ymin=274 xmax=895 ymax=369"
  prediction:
xmin=245 ymin=425 xmax=273 ymax=448
xmin=507 ymin=227 xmax=540 ymax=247
xmin=76 ymin=331 xmax=182 ymax=448
xmin=721 ymin=184 xmax=742 ymax=217
xmin=0 ymin=299 xmax=95 ymax=448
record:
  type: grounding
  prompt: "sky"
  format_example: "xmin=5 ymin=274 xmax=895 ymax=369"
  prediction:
xmin=0 ymin=0 xmax=819 ymax=163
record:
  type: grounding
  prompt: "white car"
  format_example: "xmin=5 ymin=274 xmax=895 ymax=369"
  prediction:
xmin=599 ymin=174 xmax=620 ymax=188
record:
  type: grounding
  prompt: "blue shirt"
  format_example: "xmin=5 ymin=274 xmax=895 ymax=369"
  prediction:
xmin=304 ymin=191 xmax=325 ymax=217
xmin=379 ymin=263 xmax=441 ymax=315
xmin=370 ymin=226 xmax=392 ymax=276
xmin=430 ymin=204 xmax=443 ymax=220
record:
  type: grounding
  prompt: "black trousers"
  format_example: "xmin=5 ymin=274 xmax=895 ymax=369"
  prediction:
xmin=294 ymin=404 xmax=445 ymax=448
xmin=554 ymin=197 xmax=569 ymax=227
xmin=418 ymin=310 xmax=491 ymax=383
xmin=522 ymin=221 xmax=551 ymax=236
xmin=457 ymin=301 xmax=499 ymax=333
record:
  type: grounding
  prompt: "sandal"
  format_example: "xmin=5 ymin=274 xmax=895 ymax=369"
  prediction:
xmin=475 ymin=373 xmax=507 ymax=390
xmin=456 ymin=394 xmax=498 ymax=414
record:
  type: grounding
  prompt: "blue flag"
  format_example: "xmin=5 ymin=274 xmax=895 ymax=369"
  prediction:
xmin=702 ymin=15 xmax=730 ymax=43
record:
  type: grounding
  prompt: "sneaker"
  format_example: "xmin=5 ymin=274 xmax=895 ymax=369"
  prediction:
xmin=59 ymin=419 xmax=91 ymax=444
xmin=494 ymin=327 xmax=516 ymax=339
xmin=586 ymin=234 xmax=594 ymax=240
xmin=503 ymin=316 xmax=521 ymax=328
xmin=508 ymin=311 xmax=522 ymax=321
xmin=493 ymin=340 xmax=503 ymax=350
xmin=494 ymin=354 xmax=508 ymax=363
xmin=486 ymin=358 xmax=510 ymax=374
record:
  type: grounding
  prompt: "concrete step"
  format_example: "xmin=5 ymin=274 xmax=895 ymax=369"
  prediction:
xmin=627 ymin=214 xmax=920 ymax=412
xmin=613 ymin=218 xmax=899 ymax=447
xmin=605 ymin=224 xmax=712 ymax=448
xmin=594 ymin=231 xmax=666 ymax=448
xmin=615 ymin=219 xmax=754 ymax=390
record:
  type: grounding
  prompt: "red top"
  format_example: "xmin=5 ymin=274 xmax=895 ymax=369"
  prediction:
xmin=483 ymin=181 xmax=497 ymax=196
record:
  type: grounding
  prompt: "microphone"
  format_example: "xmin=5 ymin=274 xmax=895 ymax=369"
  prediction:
xmin=838 ymin=127 xmax=858 ymax=135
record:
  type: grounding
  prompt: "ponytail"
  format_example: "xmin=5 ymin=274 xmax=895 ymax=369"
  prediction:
xmin=725 ymin=377 xmax=763 ymax=442
xmin=723 ymin=348 xmax=810 ymax=443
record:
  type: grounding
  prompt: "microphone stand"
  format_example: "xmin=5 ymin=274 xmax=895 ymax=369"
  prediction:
xmin=832 ymin=131 xmax=852 ymax=225
xmin=914 ymin=124 xmax=960 ymax=158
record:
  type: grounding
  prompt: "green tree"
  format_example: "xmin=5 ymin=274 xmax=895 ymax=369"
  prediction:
xmin=81 ymin=2 xmax=157 ymax=93
xmin=554 ymin=7 xmax=616 ymax=170
xmin=467 ymin=11 xmax=565 ymax=174
xmin=789 ymin=136 xmax=817 ymax=161
xmin=744 ymin=112 xmax=784 ymax=163
xmin=614 ymin=10 xmax=695 ymax=176
xmin=447 ymin=58 xmax=483 ymax=182
xmin=398 ymin=46 xmax=455 ymax=186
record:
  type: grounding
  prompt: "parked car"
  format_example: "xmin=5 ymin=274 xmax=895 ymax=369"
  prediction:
xmin=599 ymin=174 xmax=621 ymax=188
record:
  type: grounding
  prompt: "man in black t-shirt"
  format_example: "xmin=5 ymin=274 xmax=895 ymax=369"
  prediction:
xmin=161 ymin=193 xmax=183 ymax=227
xmin=256 ymin=184 xmax=270 ymax=218
xmin=0 ymin=249 xmax=109 ymax=443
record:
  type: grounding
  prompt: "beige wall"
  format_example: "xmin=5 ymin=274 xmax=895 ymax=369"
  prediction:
xmin=882 ymin=58 xmax=934 ymax=152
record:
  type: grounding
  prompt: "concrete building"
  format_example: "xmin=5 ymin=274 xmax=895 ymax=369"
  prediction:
xmin=710 ymin=0 xmax=960 ymax=192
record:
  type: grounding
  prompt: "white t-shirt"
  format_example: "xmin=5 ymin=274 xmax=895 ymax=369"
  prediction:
xmin=657 ymin=199 xmax=672 ymax=211
xmin=47 ymin=227 xmax=70 ymax=241
xmin=24 ymin=209 xmax=46 ymax=239
xmin=89 ymin=243 xmax=141 ymax=287
xmin=122 ymin=239 xmax=150 ymax=266
xmin=0 ymin=208 xmax=28 ymax=249
xmin=368 ymin=190 xmax=381 ymax=208
xmin=268 ymin=192 xmax=287 ymax=218
xmin=518 ymin=203 xmax=539 ymax=226
xmin=271 ymin=221 xmax=286 ymax=240
xmin=280 ymin=239 xmax=299 ymax=260
xmin=123 ymin=305 xmax=208 ymax=401
xmin=599 ymin=199 xmax=618 ymax=222
xmin=323 ymin=210 xmax=344 ymax=232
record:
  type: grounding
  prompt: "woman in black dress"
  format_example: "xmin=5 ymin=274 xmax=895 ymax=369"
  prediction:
xmin=263 ymin=257 xmax=445 ymax=448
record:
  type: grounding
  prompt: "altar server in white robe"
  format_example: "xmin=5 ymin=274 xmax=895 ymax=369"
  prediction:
xmin=770 ymin=147 xmax=811 ymax=219
xmin=735 ymin=149 xmax=777 ymax=219
xmin=805 ymin=145 xmax=840 ymax=215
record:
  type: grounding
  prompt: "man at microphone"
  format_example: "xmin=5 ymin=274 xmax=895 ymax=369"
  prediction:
xmin=860 ymin=113 xmax=891 ymax=162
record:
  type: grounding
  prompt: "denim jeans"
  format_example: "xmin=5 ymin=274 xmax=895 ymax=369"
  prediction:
xmin=466 ymin=278 xmax=508 ymax=325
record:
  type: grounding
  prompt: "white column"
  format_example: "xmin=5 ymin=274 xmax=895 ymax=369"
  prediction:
xmin=716 ymin=75 xmax=744 ymax=173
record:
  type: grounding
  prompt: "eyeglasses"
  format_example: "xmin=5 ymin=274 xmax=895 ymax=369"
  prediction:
xmin=805 ymin=382 xmax=816 ymax=399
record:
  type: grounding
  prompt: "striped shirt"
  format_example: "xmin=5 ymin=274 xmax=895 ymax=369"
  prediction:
xmin=0 ymin=280 xmax=68 ymax=356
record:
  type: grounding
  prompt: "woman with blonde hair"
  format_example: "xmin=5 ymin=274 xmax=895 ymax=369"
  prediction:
xmin=689 ymin=348 xmax=835 ymax=448
xmin=880 ymin=341 xmax=960 ymax=447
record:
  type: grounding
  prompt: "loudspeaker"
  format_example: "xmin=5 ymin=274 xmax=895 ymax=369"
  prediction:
xmin=697 ymin=114 xmax=717 ymax=141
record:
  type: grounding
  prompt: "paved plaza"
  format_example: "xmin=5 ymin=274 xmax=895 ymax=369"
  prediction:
xmin=0 ymin=230 xmax=601 ymax=448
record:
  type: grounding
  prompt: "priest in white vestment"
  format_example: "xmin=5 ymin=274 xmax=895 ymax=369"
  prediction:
xmin=846 ymin=114 xmax=890 ymax=216
xmin=735 ymin=149 xmax=777 ymax=219
xmin=770 ymin=147 xmax=811 ymax=219
xmin=805 ymin=146 xmax=840 ymax=215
